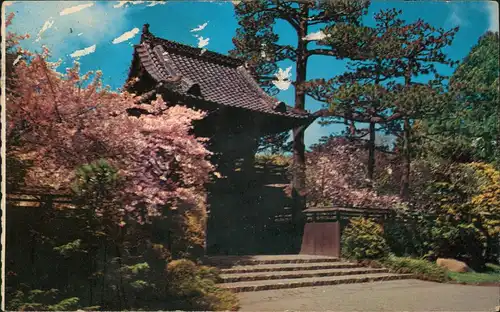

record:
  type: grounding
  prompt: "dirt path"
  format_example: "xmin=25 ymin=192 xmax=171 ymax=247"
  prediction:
xmin=238 ymin=279 xmax=499 ymax=311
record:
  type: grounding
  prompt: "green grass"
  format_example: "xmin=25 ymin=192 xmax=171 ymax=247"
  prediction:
xmin=381 ymin=256 xmax=449 ymax=283
xmin=362 ymin=256 xmax=500 ymax=285
xmin=448 ymin=263 xmax=500 ymax=285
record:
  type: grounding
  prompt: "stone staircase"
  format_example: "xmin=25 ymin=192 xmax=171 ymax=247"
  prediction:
xmin=203 ymin=255 xmax=414 ymax=292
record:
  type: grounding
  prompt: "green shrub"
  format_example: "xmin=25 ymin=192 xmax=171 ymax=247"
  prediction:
xmin=384 ymin=206 xmax=488 ymax=270
xmin=6 ymin=287 xmax=87 ymax=311
xmin=165 ymin=259 xmax=239 ymax=311
xmin=383 ymin=256 xmax=449 ymax=282
xmin=341 ymin=217 xmax=390 ymax=260
xmin=383 ymin=209 xmax=434 ymax=258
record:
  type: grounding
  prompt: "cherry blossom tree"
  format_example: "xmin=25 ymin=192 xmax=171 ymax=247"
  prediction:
xmin=305 ymin=137 xmax=400 ymax=209
xmin=6 ymin=20 xmax=214 ymax=225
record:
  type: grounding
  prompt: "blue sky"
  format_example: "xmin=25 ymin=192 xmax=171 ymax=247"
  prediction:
xmin=4 ymin=0 xmax=499 ymax=147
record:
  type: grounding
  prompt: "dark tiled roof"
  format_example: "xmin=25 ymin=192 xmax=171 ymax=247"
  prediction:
xmin=132 ymin=24 xmax=311 ymax=120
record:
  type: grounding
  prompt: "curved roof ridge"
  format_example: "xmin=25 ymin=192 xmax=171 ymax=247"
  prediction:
xmin=141 ymin=23 xmax=244 ymax=68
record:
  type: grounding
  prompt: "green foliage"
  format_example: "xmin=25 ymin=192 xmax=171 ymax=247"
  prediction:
xmin=7 ymin=286 xmax=84 ymax=311
xmin=72 ymin=159 xmax=121 ymax=220
xmin=486 ymin=263 xmax=500 ymax=273
xmin=383 ymin=208 xmax=433 ymax=258
xmin=383 ymin=207 xmax=487 ymax=269
xmin=426 ymin=220 xmax=486 ymax=265
xmin=47 ymin=297 xmax=81 ymax=311
xmin=257 ymin=132 xmax=293 ymax=155
xmin=255 ymin=154 xmax=292 ymax=167
xmin=231 ymin=0 xmax=370 ymax=96
xmin=383 ymin=256 xmax=449 ymax=283
xmin=341 ymin=217 xmax=390 ymax=260
xmin=165 ymin=259 xmax=239 ymax=311
xmin=53 ymin=239 xmax=86 ymax=257
xmin=121 ymin=262 xmax=150 ymax=275
xmin=381 ymin=159 xmax=500 ymax=268
xmin=422 ymin=32 xmax=499 ymax=163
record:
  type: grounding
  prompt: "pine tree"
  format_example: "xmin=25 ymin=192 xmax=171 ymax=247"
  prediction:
xmin=309 ymin=9 xmax=458 ymax=200
xmin=386 ymin=15 xmax=458 ymax=200
xmin=230 ymin=0 xmax=372 ymax=224
xmin=307 ymin=9 xmax=408 ymax=183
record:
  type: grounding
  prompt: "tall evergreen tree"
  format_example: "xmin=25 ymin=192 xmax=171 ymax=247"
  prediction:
xmin=377 ymin=13 xmax=458 ymax=200
xmin=308 ymin=9 xmax=458 ymax=200
xmin=307 ymin=9 xmax=407 ymax=182
xmin=230 ymin=0 xmax=371 ymax=223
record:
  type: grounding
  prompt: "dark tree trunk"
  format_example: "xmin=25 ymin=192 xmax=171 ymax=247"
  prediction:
xmin=291 ymin=4 xmax=309 ymax=250
xmin=367 ymin=121 xmax=376 ymax=183
xmin=400 ymin=117 xmax=411 ymax=200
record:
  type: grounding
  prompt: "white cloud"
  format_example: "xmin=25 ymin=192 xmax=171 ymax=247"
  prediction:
xmin=112 ymin=27 xmax=140 ymax=44
xmin=302 ymin=30 xmax=330 ymax=41
xmin=35 ymin=17 xmax=55 ymax=42
xmin=113 ymin=1 xmax=144 ymax=8
xmin=59 ymin=2 xmax=94 ymax=16
xmin=146 ymin=1 xmax=166 ymax=7
xmin=486 ymin=1 xmax=499 ymax=32
xmin=197 ymin=36 xmax=210 ymax=49
xmin=191 ymin=21 xmax=209 ymax=32
xmin=70 ymin=44 xmax=96 ymax=58
xmin=10 ymin=2 xmax=128 ymax=58
xmin=113 ymin=1 xmax=128 ymax=8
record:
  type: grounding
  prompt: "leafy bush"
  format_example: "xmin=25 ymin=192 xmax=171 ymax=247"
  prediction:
xmin=383 ymin=208 xmax=433 ymax=258
xmin=383 ymin=256 xmax=449 ymax=283
xmin=384 ymin=161 xmax=498 ymax=269
xmin=6 ymin=286 xmax=87 ymax=311
xmin=341 ymin=217 xmax=390 ymax=260
xmin=384 ymin=209 xmax=487 ymax=269
xmin=165 ymin=259 xmax=239 ymax=311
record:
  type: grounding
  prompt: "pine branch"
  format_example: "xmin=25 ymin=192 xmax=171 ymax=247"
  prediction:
xmin=313 ymin=109 xmax=404 ymax=123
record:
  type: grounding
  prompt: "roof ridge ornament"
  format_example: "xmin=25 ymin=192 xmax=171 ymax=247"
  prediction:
xmin=141 ymin=23 xmax=151 ymax=43
xmin=273 ymin=101 xmax=286 ymax=113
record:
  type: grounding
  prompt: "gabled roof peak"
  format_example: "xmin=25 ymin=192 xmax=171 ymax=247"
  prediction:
xmin=128 ymin=23 xmax=313 ymax=121
xmin=140 ymin=24 xmax=244 ymax=68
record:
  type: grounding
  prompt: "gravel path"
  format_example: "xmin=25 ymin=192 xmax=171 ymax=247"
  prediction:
xmin=238 ymin=279 xmax=499 ymax=311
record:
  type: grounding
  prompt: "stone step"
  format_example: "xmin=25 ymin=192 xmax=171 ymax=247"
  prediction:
xmin=203 ymin=254 xmax=340 ymax=267
xmin=220 ymin=262 xmax=361 ymax=274
xmin=220 ymin=267 xmax=389 ymax=283
xmin=220 ymin=272 xmax=415 ymax=293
